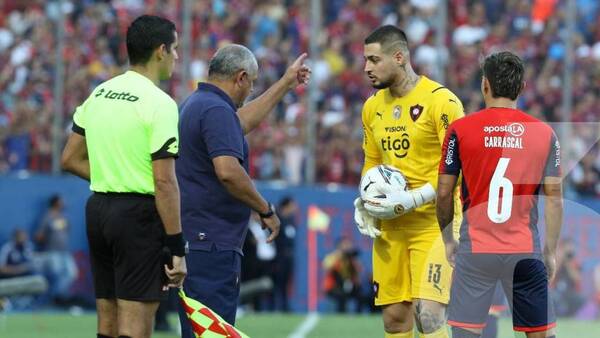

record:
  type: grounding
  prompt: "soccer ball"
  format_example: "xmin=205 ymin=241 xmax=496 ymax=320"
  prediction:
xmin=359 ymin=164 xmax=408 ymax=200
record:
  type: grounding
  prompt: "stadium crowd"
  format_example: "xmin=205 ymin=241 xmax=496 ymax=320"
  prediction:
xmin=0 ymin=0 xmax=599 ymax=197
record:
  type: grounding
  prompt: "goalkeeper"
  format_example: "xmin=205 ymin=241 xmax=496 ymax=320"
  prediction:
xmin=354 ymin=25 xmax=463 ymax=338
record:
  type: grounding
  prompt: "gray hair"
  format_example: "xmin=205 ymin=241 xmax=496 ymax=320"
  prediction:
xmin=208 ymin=44 xmax=258 ymax=80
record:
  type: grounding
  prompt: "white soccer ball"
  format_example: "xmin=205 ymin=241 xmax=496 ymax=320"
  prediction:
xmin=359 ymin=164 xmax=408 ymax=200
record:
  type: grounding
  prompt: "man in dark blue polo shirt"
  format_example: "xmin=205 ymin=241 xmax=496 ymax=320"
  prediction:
xmin=176 ymin=44 xmax=310 ymax=333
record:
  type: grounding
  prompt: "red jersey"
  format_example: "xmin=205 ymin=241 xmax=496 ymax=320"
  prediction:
xmin=439 ymin=108 xmax=561 ymax=254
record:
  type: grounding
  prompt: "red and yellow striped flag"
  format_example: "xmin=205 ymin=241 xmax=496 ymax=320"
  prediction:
xmin=179 ymin=289 xmax=250 ymax=338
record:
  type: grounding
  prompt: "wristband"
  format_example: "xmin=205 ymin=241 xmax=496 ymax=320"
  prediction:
xmin=259 ymin=202 xmax=275 ymax=219
xmin=165 ymin=232 xmax=186 ymax=257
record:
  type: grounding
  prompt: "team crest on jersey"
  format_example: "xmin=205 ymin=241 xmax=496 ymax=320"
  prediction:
xmin=409 ymin=104 xmax=424 ymax=122
xmin=392 ymin=105 xmax=401 ymax=120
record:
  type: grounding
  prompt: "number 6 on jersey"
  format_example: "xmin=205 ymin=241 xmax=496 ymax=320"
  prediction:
xmin=487 ymin=157 xmax=513 ymax=223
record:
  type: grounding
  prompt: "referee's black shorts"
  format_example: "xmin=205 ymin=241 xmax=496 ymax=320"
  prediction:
xmin=86 ymin=192 xmax=168 ymax=301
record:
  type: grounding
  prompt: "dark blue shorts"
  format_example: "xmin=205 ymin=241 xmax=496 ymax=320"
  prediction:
xmin=177 ymin=247 xmax=241 ymax=337
xmin=448 ymin=253 xmax=556 ymax=333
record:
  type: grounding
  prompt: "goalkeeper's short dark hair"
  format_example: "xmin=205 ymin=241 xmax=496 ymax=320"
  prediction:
xmin=364 ymin=25 xmax=409 ymax=54
xmin=482 ymin=51 xmax=525 ymax=101
xmin=126 ymin=15 xmax=176 ymax=66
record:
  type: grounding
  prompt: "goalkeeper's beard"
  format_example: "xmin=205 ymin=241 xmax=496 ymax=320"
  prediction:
xmin=371 ymin=77 xmax=394 ymax=89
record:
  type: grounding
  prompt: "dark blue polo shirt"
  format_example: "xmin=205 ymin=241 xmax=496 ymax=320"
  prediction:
xmin=177 ymin=83 xmax=249 ymax=254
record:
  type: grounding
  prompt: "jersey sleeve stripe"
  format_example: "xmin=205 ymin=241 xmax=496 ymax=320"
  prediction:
xmin=439 ymin=129 xmax=461 ymax=175
xmin=543 ymin=132 xmax=561 ymax=177
xmin=72 ymin=122 xmax=85 ymax=136
xmin=151 ymin=137 xmax=179 ymax=161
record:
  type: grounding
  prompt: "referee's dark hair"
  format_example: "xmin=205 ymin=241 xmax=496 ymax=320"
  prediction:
xmin=364 ymin=25 xmax=409 ymax=54
xmin=126 ymin=15 xmax=176 ymax=66
xmin=482 ymin=51 xmax=525 ymax=101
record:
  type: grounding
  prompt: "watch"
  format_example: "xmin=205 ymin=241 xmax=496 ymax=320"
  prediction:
xmin=259 ymin=202 xmax=275 ymax=218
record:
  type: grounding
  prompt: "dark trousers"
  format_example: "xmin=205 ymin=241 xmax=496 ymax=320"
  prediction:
xmin=273 ymin=258 xmax=292 ymax=312
xmin=178 ymin=248 xmax=241 ymax=337
xmin=327 ymin=285 xmax=362 ymax=313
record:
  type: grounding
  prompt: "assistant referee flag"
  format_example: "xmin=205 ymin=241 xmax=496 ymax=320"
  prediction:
xmin=179 ymin=289 xmax=250 ymax=338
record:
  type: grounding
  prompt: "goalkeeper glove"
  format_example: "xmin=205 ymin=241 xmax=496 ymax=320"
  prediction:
xmin=353 ymin=197 xmax=381 ymax=238
xmin=363 ymin=183 xmax=436 ymax=220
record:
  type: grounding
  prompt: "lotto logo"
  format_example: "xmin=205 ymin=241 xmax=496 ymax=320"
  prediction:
xmin=95 ymin=88 xmax=139 ymax=102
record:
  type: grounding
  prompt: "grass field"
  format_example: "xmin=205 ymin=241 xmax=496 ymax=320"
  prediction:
xmin=1 ymin=312 xmax=598 ymax=337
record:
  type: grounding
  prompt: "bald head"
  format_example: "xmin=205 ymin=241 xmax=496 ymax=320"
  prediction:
xmin=208 ymin=44 xmax=258 ymax=80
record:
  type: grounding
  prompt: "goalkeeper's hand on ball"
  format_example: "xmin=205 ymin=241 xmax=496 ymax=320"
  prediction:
xmin=364 ymin=183 xmax=436 ymax=220
xmin=353 ymin=197 xmax=381 ymax=238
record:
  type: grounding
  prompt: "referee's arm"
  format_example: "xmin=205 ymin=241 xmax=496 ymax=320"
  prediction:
xmin=153 ymin=157 xmax=186 ymax=287
xmin=61 ymin=133 xmax=90 ymax=180
xmin=149 ymin=97 xmax=186 ymax=287
xmin=152 ymin=157 xmax=182 ymax=236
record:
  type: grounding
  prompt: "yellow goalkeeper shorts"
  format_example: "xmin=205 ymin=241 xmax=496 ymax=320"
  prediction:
xmin=372 ymin=223 xmax=453 ymax=306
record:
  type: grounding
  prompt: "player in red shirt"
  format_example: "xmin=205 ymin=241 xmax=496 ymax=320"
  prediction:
xmin=437 ymin=51 xmax=562 ymax=338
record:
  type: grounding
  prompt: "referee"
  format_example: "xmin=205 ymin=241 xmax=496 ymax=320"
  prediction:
xmin=61 ymin=15 xmax=186 ymax=338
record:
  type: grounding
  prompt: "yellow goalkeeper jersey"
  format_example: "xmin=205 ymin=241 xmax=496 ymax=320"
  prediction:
xmin=361 ymin=76 xmax=463 ymax=229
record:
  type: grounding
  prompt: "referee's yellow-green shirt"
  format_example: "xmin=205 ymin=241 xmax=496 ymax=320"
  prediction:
xmin=71 ymin=70 xmax=179 ymax=194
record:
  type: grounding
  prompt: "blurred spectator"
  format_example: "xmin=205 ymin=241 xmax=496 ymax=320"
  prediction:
xmin=273 ymin=196 xmax=298 ymax=312
xmin=552 ymin=238 xmax=585 ymax=316
xmin=241 ymin=216 xmax=260 ymax=310
xmin=322 ymin=236 xmax=363 ymax=313
xmin=0 ymin=228 xmax=35 ymax=279
xmin=245 ymin=212 xmax=277 ymax=311
xmin=571 ymin=149 xmax=600 ymax=197
xmin=0 ymin=228 xmax=38 ymax=310
xmin=34 ymin=194 xmax=77 ymax=304
xmin=242 ymin=220 xmax=260 ymax=281
xmin=0 ymin=1 xmax=598 ymax=194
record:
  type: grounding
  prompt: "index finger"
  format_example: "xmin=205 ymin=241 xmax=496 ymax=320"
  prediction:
xmin=291 ymin=53 xmax=308 ymax=67
xmin=165 ymin=264 xmax=185 ymax=277
xmin=165 ymin=264 xmax=174 ymax=276
xmin=266 ymin=227 xmax=279 ymax=243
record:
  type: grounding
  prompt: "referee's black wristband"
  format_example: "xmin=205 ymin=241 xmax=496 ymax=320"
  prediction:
xmin=165 ymin=233 xmax=186 ymax=257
